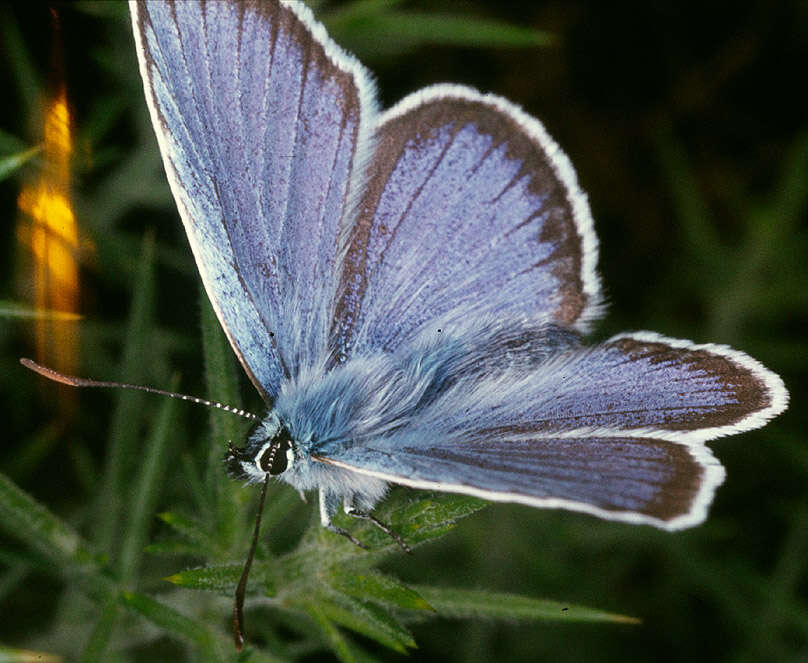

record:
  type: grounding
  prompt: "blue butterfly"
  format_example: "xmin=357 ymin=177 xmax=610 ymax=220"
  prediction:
xmin=129 ymin=0 xmax=788 ymax=544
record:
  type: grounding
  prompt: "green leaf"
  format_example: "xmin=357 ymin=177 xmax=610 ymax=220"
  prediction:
xmin=326 ymin=5 xmax=555 ymax=58
xmin=303 ymin=601 xmax=378 ymax=663
xmin=0 ymin=300 xmax=81 ymax=320
xmin=118 ymin=379 xmax=180 ymax=583
xmin=320 ymin=491 xmax=487 ymax=555
xmin=0 ymin=644 xmax=61 ymax=662
xmin=656 ymin=126 xmax=726 ymax=268
xmin=165 ymin=564 xmax=242 ymax=595
xmin=92 ymin=232 xmax=157 ymax=553
xmin=2 ymin=421 xmax=61 ymax=481
xmin=200 ymin=287 xmax=246 ymax=451
xmin=315 ymin=590 xmax=416 ymax=653
xmin=410 ymin=586 xmax=641 ymax=624
xmin=0 ymin=471 xmax=116 ymax=627
xmin=327 ymin=568 xmax=433 ymax=612
xmin=157 ymin=511 xmax=220 ymax=554
xmin=145 ymin=539 xmax=207 ymax=558
xmin=0 ymin=562 xmax=27 ymax=603
xmin=199 ymin=288 xmax=247 ymax=552
xmin=81 ymin=598 xmax=121 ymax=663
xmin=0 ymin=143 xmax=40 ymax=180
xmin=119 ymin=591 xmax=217 ymax=650
xmin=0 ymin=471 xmax=97 ymax=569
xmin=390 ymin=491 xmax=488 ymax=544
xmin=0 ymin=14 xmax=40 ymax=112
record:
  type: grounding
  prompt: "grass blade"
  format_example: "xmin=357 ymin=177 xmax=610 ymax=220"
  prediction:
xmin=92 ymin=232 xmax=156 ymax=553
xmin=199 ymin=290 xmax=247 ymax=553
xmin=118 ymin=381 xmax=179 ymax=582
xmin=120 ymin=591 xmax=219 ymax=655
xmin=0 ymin=471 xmax=96 ymax=568
xmin=0 ymin=144 xmax=41 ymax=181
xmin=410 ymin=585 xmax=641 ymax=624
xmin=0 ymin=300 xmax=80 ymax=320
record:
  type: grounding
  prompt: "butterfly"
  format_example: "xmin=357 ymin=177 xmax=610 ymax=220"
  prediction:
xmin=129 ymin=0 xmax=787 ymax=578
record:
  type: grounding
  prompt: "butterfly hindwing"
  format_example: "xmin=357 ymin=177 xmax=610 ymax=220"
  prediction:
xmin=131 ymin=0 xmax=376 ymax=397
xmin=315 ymin=325 xmax=786 ymax=528
xmin=322 ymin=435 xmax=720 ymax=529
xmin=458 ymin=331 xmax=786 ymax=440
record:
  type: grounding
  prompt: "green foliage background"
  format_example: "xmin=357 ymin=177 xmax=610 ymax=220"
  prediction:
xmin=1 ymin=1 xmax=805 ymax=661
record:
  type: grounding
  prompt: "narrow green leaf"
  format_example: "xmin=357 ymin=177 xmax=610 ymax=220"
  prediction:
xmin=766 ymin=126 xmax=808 ymax=227
xmin=0 ymin=644 xmax=62 ymax=662
xmin=0 ymin=13 xmax=40 ymax=113
xmin=656 ymin=126 xmax=724 ymax=262
xmin=0 ymin=471 xmax=96 ymax=567
xmin=382 ymin=12 xmax=556 ymax=47
xmin=314 ymin=590 xmax=416 ymax=653
xmin=199 ymin=289 xmax=246 ymax=551
xmin=2 ymin=422 xmax=60 ymax=481
xmin=326 ymin=0 xmax=405 ymax=19
xmin=157 ymin=511 xmax=219 ymax=554
xmin=80 ymin=598 xmax=121 ymax=663
xmin=167 ymin=559 xmax=279 ymax=598
xmin=93 ymin=232 xmax=157 ymax=553
xmin=200 ymin=288 xmax=245 ymax=450
xmin=327 ymin=8 xmax=555 ymax=58
xmin=179 ymin=451 xmax=209 ymax=517
xmin=410 ymin=585 xmax=641 ymax=624
xmin=303 ymin=602 xmax=378 ymax=663
xmin=120 ymin=592 xmax=224 ymax=660
xmin=390 ymin=491 xmax=488 ymax=544
xmin=0 ymin=143 xmax=40 ymax=180
xmin=164 ymin=564 xmax=242 ymax=594
xmin=0 ymin=562 xmax=27 ymax=603
xmin=328 ymin=568 xmax=432 ymax=612
xmin=119 ymin=379 xmax=179 ymax=583
xmin=0 ymin=300 xmax=80 ymax=320
xmin=145 ymin=539 xmax=207 ymax=558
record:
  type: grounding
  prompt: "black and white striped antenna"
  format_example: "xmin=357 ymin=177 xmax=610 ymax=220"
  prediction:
xmin=20 ymin=357 xmax=260 ymax=421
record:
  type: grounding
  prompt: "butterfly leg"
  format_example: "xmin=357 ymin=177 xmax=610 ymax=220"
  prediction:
xmin=319 ymin=490 xmax=368 ymax=549
xmin=344 ymin=497 xmax=412 ymax=554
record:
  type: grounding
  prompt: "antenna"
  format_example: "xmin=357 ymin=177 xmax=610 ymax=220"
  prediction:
xmin=20 ymin=357 xmax=260 ymax=421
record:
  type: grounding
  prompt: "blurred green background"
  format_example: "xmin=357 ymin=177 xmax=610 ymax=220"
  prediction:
xmin=1 ymin=1 xmax=806 ymax=661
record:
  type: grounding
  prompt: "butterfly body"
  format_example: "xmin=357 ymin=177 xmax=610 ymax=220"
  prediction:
xmin=230 ymin=317 xmax=580 ymax=525
xmin=130 ymin=0 xmax=787 ymax=536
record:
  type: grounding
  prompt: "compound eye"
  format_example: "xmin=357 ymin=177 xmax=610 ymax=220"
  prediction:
xmin=257 ymin=433 xmax=292 ymax=475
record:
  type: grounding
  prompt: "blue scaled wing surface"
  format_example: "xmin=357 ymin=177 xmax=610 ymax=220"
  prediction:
xmin=318 ymin=329 xmax=786 ymax=529
xmin=131 ymin=0 xmax=377 ymax=399
xmin=321 ymin=84 xmax=787 ymax=528
xmin=132 ymin=0 xmax=788 ymax=529
xmin=334 ymin=85 xmax=603 ymax=359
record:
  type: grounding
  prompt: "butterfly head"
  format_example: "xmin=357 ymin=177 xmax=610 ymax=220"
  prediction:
xmin=226 ymin=411 xmax=295 ymax=482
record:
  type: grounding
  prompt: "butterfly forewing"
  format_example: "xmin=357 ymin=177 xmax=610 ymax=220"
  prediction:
xmin=131 ymin=0 xmax=375 ymax=397
xmin=334 ymin=86 xmax=602 ymax=359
